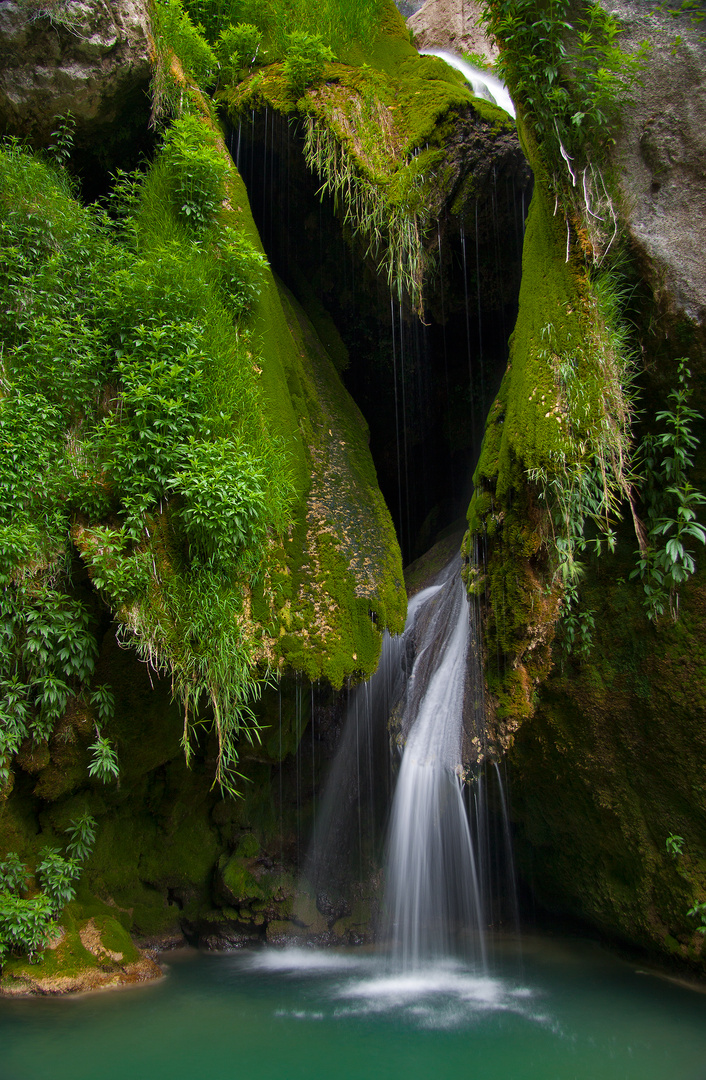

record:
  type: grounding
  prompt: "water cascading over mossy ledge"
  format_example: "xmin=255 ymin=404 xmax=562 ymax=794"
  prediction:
xmin=0 ymin=0 xmax=536 ymax=988
xmin=1 ymin=0 xmax=440 ymax=991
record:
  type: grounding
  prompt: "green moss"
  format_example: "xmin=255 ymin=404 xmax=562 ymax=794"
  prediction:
xmin=220 ymin=853 xmax=264 ymax=904
xmin=221 ymin=22 xmax=514 ymax=313
xmin=464 ymin=113 xmax=635 ymax=739
xmin=235 ymin=833 xmax=259 ymax=858
xmin=470 ymin=173 xmax=582 ymax=503
xmin=268 ymin=282 xmax=406 ymax=686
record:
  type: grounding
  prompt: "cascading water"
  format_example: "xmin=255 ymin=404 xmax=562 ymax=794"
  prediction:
xmin=420 ymin=49 xmax=516 ymax=119
xmin=303 ymin=553 xmax=494 ymax=969
xmin=302 ymin=577 xmax=446 ymax=920
xmin=381 ymin=557 xmax=486 ymax=970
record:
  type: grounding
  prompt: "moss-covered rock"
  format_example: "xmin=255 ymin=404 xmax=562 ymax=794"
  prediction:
xmin=465 ymin=3 xmax=706 ymax=972
xmin=509 ymin=534 xmax=706 ymax=968
xmin=0 ymin=890 xmax=162 ymax=996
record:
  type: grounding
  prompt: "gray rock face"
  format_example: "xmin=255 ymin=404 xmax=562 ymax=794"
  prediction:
xmin=606 ymin=0 xmax=706 ymax=325
xmin=395 ymin=0 xmax=425 ymax=17
xmin=408 ymin=0 xmax=498 ymax=62
xmin=0 ymin=0 xmax=152 ymax=145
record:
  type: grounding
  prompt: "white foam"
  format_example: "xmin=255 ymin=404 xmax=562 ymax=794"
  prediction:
xmin=325 ymin=961 xmax=553 ymax=1029
xmin=275 ymin=1009 xmax=325 ymax=1020
xmin=245 ymin=948 xmax=366 ymax=974
xmin=341 ymin=969 xmax=504 ymax=1007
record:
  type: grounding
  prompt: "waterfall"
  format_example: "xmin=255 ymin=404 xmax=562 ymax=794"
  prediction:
xmin=381 ymin=558 xmax=486 ymax=969
xmin=303 ymin=553 xmax=499 ymax=969
xmin=302 ymin=581 xmax=444 ymax=914
xmin=420 ymin=49 xmax=516 ymax=119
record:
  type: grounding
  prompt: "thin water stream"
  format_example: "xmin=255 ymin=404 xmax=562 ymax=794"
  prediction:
xmin=381 ymin=562 xmax=485 ymax=969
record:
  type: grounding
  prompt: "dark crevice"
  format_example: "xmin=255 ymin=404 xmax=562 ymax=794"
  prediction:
xmin=230 ymin=109 xmax=531 ymax=563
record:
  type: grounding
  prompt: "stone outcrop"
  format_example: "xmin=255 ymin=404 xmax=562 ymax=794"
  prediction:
xmin=606 ymin=0 xmax=706 ymax=326
xmin=0 ymin=0 xmax=152 ymax=144
xmin=408 ymin=0 xmax=498 ymax=63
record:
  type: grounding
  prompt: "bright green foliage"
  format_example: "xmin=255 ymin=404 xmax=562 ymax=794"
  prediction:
xmin=0 ymin=584 xmax=98 ymax=768
xmin=152 ymin=0 xmax=218 ymax=85
xmin=89 ymin=684 xmax=115 ymax=725
xmin=480 ymin=0 xmax=647 ymax=177
xmin=150 ymin=0 xmax=218 ymax=122
xmin=216 ymin=225 xmax=268 ymax=315
xmin=161 ymin=114 xmax=229 ymax=229
xmin=0 ymin=816 xmax=96 ymax=965
xmin=47 ymin=112 xmax=76 ymax=170
xmin=36 ymin=848 xmax=82 ymax=916
xmin=631 ymin=360 xmax=706 ymax=621
xmin=0 ymin=853 xmax=29 ymax=895
xmin=556 ymin=581 xmax=595 ymax=661
xmin=216 ymin=23 xmax=263 ymax=84
xmin=0 ymin=893 xmax=54 ymax=965
xmin=282 ymin=31 xmax=335 ymax=100
xmin=0 ymin=133 xmax=293 ymax=797
xmin=65 ymin=813 xmax=98 ymax=864
xmin=183 ymin=0 xmax=385 ymax=54
xmin=87 ymin=735 xmax=120 ymax=783
xmin=169 ymin=436 xmax=273 ymax=570
xmin=665 ymin=833 xmax=685 ymax=858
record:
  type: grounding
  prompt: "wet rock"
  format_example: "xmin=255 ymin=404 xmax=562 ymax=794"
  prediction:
xmin=315 ymin=893 xmax=351 ymax=923
xmin=194 ymin=920 xmax=263 ymax=951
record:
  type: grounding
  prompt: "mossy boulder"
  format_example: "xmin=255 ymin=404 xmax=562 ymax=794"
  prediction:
xmin=0 ymin=892 xmax=161 ymax=997
xmin=508 ymin=535 xmax=706 ymax=968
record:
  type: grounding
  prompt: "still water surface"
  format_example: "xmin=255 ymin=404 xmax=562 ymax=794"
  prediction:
xmin=1 ymin=936 xmax=705 ymax=1080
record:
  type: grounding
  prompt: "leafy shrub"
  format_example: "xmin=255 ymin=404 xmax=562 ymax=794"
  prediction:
xmin=36 ymin=848 xmax=82 ymax=916
xmin=0 ymin=815 xmax=96 ymax=966
xmin=0 ymin=893 xmax=55 ymax=965
xmin=77 ymin=527 xmax=151 ymax=603
xmin=215 ymin=226 xmax=268 ymax=314
xmin=283 ymin=31 xmax=335 ymax=100
xmin=152 ymin=0 xmax=217 ymax=86
xmin=169 ymin=436 xmax=270 ymax=569
xmin=87 ymin=734 xmax=120 ymax=783
xmin=631 ymin=360 xmax=706 ymax=620
xmin=0 ymin=132 xmax=292 ymax=796
xmin=480 ymin=0 xmax=647 ymax=175
xmin=160 ymin=115 xmax=229 ymax=231
xmin=0 ymin=853 xmax=29 ymax=895
xmin=216 ymin=22 xmax=263 ymax=84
